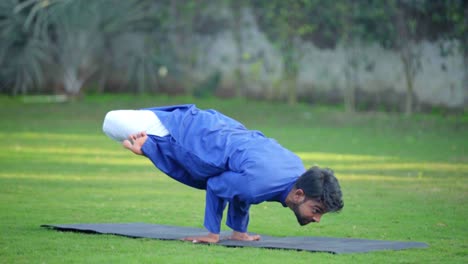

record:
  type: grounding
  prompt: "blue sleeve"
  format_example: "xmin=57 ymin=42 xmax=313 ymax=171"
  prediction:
xmin=227 ymin=199 xmax=250 ymax=232
xmin=204 ymin=171 xmax=252 ymax=233
xmin=203 ymin=186 xmax=227 ymax=234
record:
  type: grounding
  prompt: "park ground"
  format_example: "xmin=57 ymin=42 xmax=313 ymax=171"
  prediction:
xmin=0 ymin=95 xmax=467 ymax=263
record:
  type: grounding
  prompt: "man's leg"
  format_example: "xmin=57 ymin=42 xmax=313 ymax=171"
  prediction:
xmin=102 ymin=109 xmax=169 ymax=142
xmin=103 ymin=110 xmax=169 ymax=155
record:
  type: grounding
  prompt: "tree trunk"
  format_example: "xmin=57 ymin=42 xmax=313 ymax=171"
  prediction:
xmin=232 ymin=0 xmax=246 ymax=98
xmin=394 ymin=6 xmax=417 ymax=116
xmin=63 ymin=70 xmax=83 ymax=97
xmin=343 ymin=43 xmax=357 ymax=113
xmin=463 ymin=51 xmax=468 ymax=106
xmin=287 ymin=77 xmax=297 ymax=105
xmin=463 ymin=10 xmax=468 ymax=106
xmin=98 ymin=73 xmax=106 ymax=94
xmin=284 ymin=36 xmax=298 ymax=105
xmin=344 ymin=66 xmax=356 ymax=113
xmin=402 ymin=53 xmax=414 ymax=116
xmin=463 ymin=5 xmax=468 ymax=105
xmin=341 ymin=4 xmax=356 ymax=113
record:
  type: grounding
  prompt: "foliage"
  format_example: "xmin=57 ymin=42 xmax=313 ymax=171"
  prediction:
xmin=0 ymin=0 xmax=466 ymax=111
xmin=252 ymin=0 xmax=466 ymax=113
xmin=0 ymin=0 xmax=50 ymax=95
xmin=1 ymin=0 xmax=165 ymax=95
xmin=252 ymin=0 xmax=324 ymax=104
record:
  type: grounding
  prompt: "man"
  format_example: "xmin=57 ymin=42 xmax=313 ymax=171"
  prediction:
xmin=103 ymin=104 xmax=343 ymax=243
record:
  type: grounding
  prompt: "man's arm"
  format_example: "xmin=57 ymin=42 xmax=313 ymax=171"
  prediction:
xmin=183 ymin=176 xmax=260 ymax=243
xmin=227 ymin=200 xmax=260 ymax=241
xmin=187 ymin=172 xmax=260 ymax=243
xmin=226 ymin=198 xmax=250 ymax=232
xmin=183 ymin=185 xmax=227 ymax=243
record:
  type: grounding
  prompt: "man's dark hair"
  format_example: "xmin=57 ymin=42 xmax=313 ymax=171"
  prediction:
xmin=295 ymin=166 xmax=344 ymax=213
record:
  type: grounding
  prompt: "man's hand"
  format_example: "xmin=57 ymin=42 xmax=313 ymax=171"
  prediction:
xmin=183 ymin=233 xmax=220 ymax=244
xmin=122 ymin=131 xmax=148 ymax=155
xmin=230 ymin=231 xmax=261 ymax=241
xmin=183 ymin=231 xmax=260 ymax=244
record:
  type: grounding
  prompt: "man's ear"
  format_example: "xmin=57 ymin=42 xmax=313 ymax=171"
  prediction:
xmin=294 ymin=188 xmax=306 ymax=203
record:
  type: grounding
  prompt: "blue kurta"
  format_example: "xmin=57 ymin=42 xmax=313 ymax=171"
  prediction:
xmin=140 ymin=104 xmax=305 ymax=234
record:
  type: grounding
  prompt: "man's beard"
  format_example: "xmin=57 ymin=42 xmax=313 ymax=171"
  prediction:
xmin=292 ymin=202 xmax=309 ymax=226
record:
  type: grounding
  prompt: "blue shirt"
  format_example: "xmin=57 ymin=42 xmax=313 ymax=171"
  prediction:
xmin=140 ymin=104 xmax=305 ymax=234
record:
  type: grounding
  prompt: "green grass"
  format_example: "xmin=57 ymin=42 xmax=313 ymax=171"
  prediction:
xmin=0 ymin=94 xmax=467 ymax=263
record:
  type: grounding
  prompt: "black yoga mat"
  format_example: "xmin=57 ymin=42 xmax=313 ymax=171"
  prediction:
xmin=42 ymin=223 xmax=428 ymax=254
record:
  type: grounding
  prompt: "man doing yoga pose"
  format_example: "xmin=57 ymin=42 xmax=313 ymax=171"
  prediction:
xmin=103 ymin=104 xmax=343 ymax=243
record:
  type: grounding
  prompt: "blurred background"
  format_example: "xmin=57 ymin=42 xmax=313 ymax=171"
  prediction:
xmin=0 ymin=0 xmax=466 ymax=114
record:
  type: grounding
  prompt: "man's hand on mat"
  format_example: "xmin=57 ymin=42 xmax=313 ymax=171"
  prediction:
xmin=183 ymin=233 xmax=220 ymax=243
xmin=183 ymin=232 xmax=260 ymax=244
xmin=230 ymin=231 xmax=261 ymax=241
xmin=123 ymin=131 xmax=148 ymax=155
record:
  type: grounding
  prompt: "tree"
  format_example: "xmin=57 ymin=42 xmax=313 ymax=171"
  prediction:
xmin=392 ymin=1 xmax=423 ymax=115
xmin=48 ymin=1 xmax=103 ymax=96
xmin=166 ymin=0 xmax=224 ymax=95
xmin=47 ymin=0 xmax=156 ymax=96
xmin=0 ymin=0 xmax=50 ymax=95
xmin=253 ymin=0 xmax=321 ymax=105
xmin=356 ymin=0 xmax=423 ymax=115
xmin=231 ymin=0 xmax=247 ymax=97
xmin=432 ymin=0 xmax=468 ymax=105
xmin=4 ymin=0 xmax=159 ymax=96
xmin=337 ymin=1 xmax=369 ymax=113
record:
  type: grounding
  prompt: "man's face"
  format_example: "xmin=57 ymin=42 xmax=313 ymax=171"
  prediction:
xmin=291 ymin=198 xmax=326 ymax=226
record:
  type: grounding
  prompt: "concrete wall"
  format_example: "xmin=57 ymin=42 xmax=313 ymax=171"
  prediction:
xmin=194 ymin=8 xmax=467 ymax=109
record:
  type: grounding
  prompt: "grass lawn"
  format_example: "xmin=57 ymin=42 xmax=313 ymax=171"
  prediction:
xmin=0 ymin=94 xmax=467 ymax=263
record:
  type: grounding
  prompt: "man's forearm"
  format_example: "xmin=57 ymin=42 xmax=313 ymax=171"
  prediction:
xmin=204 ymin=187 xmax=227 ymax=234
xmin=226 ymin=201 xmax=251 ymax=233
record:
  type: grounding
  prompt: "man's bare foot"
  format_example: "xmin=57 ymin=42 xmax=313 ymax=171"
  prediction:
xmin=122 ymin=131 xmax=148 ymax=155
xmin=229 ymin=231 xmax=261 ymax=241
xmin=183 ymin=233 xmax=220 ymax=243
